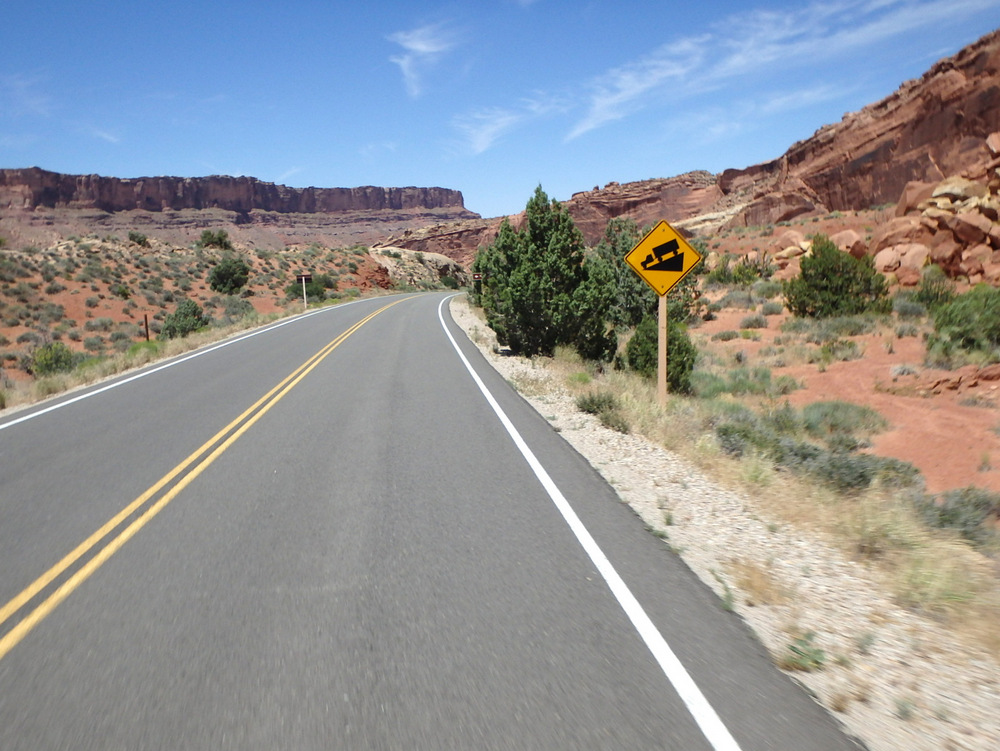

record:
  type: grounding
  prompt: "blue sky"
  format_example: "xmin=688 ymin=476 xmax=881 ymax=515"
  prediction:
xmin=2 ymin=1 xmax=999 ymax=219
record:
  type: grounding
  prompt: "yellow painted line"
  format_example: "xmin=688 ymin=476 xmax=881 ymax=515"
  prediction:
xmin=0 ymin=298 xmax=406 ymax=661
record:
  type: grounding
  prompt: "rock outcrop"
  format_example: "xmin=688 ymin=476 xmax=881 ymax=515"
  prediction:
xmin=390 ymin=29 xmax=1000 ymax=265
xmin=0 ymin=167 xmax=472 ymax=216
xmin=742 ymin=28 xmax=1000 ymax=220
xmin=882 ymin=169 xmax=1000 ymax=285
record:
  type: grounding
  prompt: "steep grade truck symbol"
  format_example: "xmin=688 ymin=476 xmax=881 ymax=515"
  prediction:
xmin=624 ymin=220 xmax=702 ymax=297
xmin=640 ymin=239 xmax=684 ymax=272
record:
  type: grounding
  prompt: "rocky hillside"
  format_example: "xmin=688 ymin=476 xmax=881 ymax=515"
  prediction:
xmin=387 ymin=28 xmax=1000 ymax=269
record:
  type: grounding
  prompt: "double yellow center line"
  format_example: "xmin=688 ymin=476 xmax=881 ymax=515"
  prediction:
xmin=0 ymin=298 xmax=404 ymax=661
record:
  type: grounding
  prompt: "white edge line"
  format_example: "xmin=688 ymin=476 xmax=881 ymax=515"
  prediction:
xmin=0 ymin=297 xmax=370 ymax=432
xmin=437 ymin=296 xmax=743 ymax=751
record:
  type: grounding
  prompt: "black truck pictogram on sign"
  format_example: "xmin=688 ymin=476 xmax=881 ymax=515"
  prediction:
xmin=640 ymin=239 xmax=684 ymax=272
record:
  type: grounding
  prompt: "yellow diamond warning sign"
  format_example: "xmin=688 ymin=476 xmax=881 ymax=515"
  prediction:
xmin=624 ymin=220 xmax=702 ymax=296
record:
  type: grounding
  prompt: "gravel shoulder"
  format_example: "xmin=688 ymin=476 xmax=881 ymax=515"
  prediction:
xmin=449 ymin=294 xmax=1000 ymax=751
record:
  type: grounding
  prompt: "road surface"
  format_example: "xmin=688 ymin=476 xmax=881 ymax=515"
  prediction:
xmin=0 ymin=293 xmax=862 ymax=749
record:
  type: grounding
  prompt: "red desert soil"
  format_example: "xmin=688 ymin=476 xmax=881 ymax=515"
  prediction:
xmin=695 ymin=306 xmax=1000 ymax=494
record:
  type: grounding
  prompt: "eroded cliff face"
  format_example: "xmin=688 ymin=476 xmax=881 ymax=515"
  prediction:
xmin=738 ymin=27 xmax=1000 ymax=220
xmin=390 ymin=29 xmax=1000 ymax=261
xmin=0 ymin=168 xmax=469 ymax=215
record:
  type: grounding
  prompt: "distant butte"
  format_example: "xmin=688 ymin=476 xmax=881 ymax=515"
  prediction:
xmin=0 ymin=168 xmax=472 ymax=216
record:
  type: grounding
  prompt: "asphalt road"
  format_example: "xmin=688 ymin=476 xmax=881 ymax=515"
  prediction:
xmin=0 ymin=293 xmax=864 ymax=750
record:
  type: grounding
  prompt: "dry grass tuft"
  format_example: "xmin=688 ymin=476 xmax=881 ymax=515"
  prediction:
xmin=727 ymin=557 xmax=790 ymax=607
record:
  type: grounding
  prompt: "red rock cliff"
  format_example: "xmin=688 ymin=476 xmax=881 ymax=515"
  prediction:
xmin=724 ymin=28 xmax=1000 ymax=223
xmin=0 ymin=168 xmax=470 ymax=215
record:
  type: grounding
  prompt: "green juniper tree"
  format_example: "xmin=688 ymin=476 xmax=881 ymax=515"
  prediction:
xmin=473 ymin=186 xmax=615 ymax=360
xmin=782 ymin=234 xmax=889 ymax=318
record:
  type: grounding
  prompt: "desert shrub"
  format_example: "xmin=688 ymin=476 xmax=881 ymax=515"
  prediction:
xmin=159 ymin=299 xmax=209 ymax=339
xmin=752 ymin=279 xmax=782 ymax=300
xmin=783 ymin=234 xmax=890 ymax=318
xmin=441 ymin=275 xmax=459 ymax=289
xmin=576 ymin=391 xmax=629 ymax=433
xmin=626 ymin=314 xmax=697 ymax=394
xmin=84 ymin=317 xmax=114 ymax=332
xmin=802 ymin=401 xmax=887 ymax=448
xmin=717 ymin=289 xmax=755 ymax=310
xmin=784 ymin=314 xmax=877 ymax=344
xmin=128 ymin=231 xmax=150 ymax=247
xmin=714 ymin=410 xmax=775 ymax=457
xmin=808 ymin=453 xmax=919 ymax=493
xmin=220 ymin=295 xmax=254 ymax=322
xmin=83 ymin=336 xmax=104 ymax=352
xmin=926 ymin=285 xmax=1000 ymax=366
xmin=711 ymin=330 xmax=740 ymax=342
xmin=29 ymin=341 xmax=74 ymax=375
xmin=703 ymin=253 xmax=764 ymax=294
xmin=892 ymin=296 xmax=926 ymax=319
xmin=740 ymin=313 xmax=768 ymax=329
xmin=576 ymin=391 xmax=620 ymax=415
xmin=896 ymin=322 xmax=919 ymax=338
xmin=198 ymin=229 xmax=233 ymax=250
xmin=598 ymin=409 xmax=631 ymax=433
xmin=912 ymin=264 xmax=955 ymax=311
xmin=817 ymin=338 xmax=862 ymax=363
xmin=209 ymin=256 xmax=251 ymax=295
xmin=44 ymin=281 xmax=66 ymax=295
xmin=712 ymin=402 xmax=918 ymax=493
xmin=694 ymin=366 xmax=798 ymax=399
xmin=914 ymin=487 xmax=1000 ymax=547
xmin=762 ymin=301 xmax=784 ymax=316
xmin=705 ymin=254 xmax=736 ymax=286
xmin=731 ymin=255 xmax=773 ymax=285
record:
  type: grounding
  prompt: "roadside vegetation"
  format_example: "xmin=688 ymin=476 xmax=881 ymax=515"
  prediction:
xmin=470 ymin=191 xmax=1000 ymax=656
xmin=0 ymin=235 xmax=458 ymax=410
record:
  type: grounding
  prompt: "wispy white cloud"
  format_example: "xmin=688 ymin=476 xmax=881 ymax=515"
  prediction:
xmin=388 ymin=22 xmax=461 ymax=98
xmin=567 ymin=0 xmax=999 ymax=140
xmin=90 ymin=127 xmax=120 ymax=144
xmin=756 ymin=84 xmax=855 ymax=116
xmin=453 ymin=107 xmax=523 ymax=154
xmin=0 ymin=73 xmax=52 ymax=118
xmin=453 ymin=95 xmax=567 ymax=154
xmin=276 ymin=167 xmax=303 ymax=184
xmin=566 ymin=37 xmax=708 ymax=140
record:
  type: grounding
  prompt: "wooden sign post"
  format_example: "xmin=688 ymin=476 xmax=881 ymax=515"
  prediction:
xmin=624 ymin=221 xmax=703 ymax=406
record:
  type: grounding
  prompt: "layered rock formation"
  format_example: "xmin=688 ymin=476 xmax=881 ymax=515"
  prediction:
xmin=0 ymin=167 xmax=470 ymax=215
xmin=389 ymin=29 xmax=1000 ymax=265
xmin=730 ymin=27 xmax=1000 ymax=224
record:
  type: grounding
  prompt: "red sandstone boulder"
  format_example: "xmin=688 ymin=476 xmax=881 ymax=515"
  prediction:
xmin=896 ymin=181 xmax=936 ymax=216
xmin=829 ymin=229 xmax=867 ymax=258
xmin=947 ymin=211 xmax=993 ymax=245
xmin=874 ymin=247 xmax=900 ymax=272
xmin=898 ymin=243 xmax=931 ymax=270
xmin=871 ymin=216 xmax=935 ymax=252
